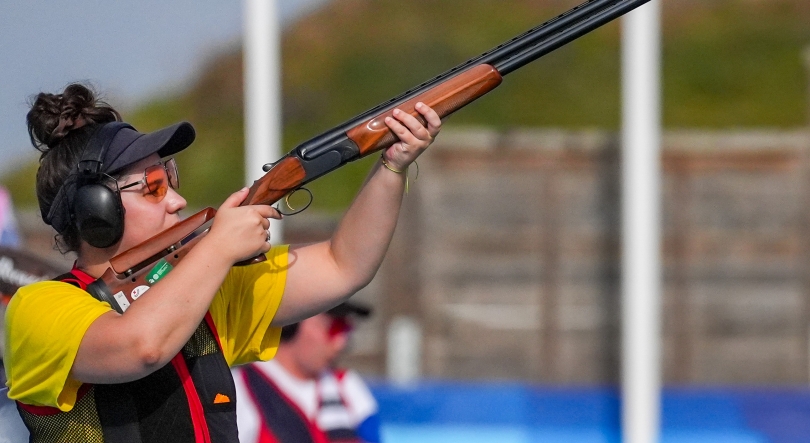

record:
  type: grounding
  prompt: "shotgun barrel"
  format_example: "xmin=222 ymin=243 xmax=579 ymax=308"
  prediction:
xmin=98 ymin=0 xmax=654 ymax=311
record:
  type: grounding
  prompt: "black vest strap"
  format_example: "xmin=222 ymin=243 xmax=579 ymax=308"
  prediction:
xmin=243 ymin=366 xmax=318 ymax=443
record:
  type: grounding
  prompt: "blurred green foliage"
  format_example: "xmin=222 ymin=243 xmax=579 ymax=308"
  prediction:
xmin=4 ymin=0 xmax=810 ymax=213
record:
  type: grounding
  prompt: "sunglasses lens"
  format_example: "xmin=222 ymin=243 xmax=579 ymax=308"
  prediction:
xmin=165 ymin=158 xmax=180 ymax=190
xmin=143 ymin=165 xmax=168 ymax=202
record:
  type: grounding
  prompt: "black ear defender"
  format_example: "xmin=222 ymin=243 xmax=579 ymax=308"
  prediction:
xmin=72 ymin=122 xmax=134 ymax=248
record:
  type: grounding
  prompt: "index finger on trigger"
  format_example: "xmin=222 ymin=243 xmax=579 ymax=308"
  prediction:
xmin=264 ymin=205 xmax=283 ymax=220
xmin=248 ymin=204 xmax=280 ymax=219
xmin=269 ymin=208 xmax=283 ymax=220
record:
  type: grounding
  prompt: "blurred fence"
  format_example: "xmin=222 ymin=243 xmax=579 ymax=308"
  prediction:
xmin=344 ymin=127 xmax=810 ymax=385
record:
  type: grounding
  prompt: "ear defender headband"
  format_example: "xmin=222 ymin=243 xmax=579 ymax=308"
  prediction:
xmin=44 ymin=122 xmax=134 ymax=248
xmin=73 ymin=122 xmax=135 ymax=248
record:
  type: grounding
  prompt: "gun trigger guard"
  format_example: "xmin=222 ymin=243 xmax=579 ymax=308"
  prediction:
xmin=275 ymin=187 xmax=313 ymax=216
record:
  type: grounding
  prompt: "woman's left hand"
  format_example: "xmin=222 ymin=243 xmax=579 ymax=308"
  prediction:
xmin=381 ymin=102 xmax=442 ymax=171
xmin=275 ymin=103 xmax=440 ymax=326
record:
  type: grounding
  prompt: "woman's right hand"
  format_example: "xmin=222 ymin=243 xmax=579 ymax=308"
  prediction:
xmin=204 ymin=188 xmax=282 ymax=263
xmin=72 ymin=187 xmax=282 ymax=384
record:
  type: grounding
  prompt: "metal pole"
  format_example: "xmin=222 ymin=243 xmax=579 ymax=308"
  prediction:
xmin=804 ymin=47 xmax=810 ymax=127
xmin=244 ymin=0 xmax=283 ymax=242
xmin=621 ymin=1 xmax=662 ymax=442
xmin=801 ymin=47 xmax=810 ymax=383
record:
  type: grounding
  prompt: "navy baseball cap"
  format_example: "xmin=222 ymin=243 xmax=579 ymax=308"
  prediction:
xmin=103 ymin=122 xmax=195 ymax=174
xmin=43 ymin=121 xmax=196 ymax=233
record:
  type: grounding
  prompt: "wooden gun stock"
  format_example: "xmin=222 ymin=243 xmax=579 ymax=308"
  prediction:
xmin=243 ymin=64 xmax=504 ymax=209
xmin=109 ymin=208 xmax=217 ymax=274
xmin=347 ymin=65 xmax=503 ymax=156
xmin=243 ymin=156 xmax=306 ymax=207
xmin=89 ymin=208 xmax=217 ymax=313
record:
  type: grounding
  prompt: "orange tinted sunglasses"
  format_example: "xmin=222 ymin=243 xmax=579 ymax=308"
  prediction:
xmin=119 ymin=158 xmax=179 ymax=203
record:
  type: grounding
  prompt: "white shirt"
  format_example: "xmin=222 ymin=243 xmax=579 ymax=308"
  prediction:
xmin=233 ymin=360 xmax=378 ymax=443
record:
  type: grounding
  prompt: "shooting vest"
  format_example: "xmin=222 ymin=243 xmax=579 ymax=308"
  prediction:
xmin=15 ymin=269 xmax=239 ymax=443
xmin=240 ymin=365 xmax=361 ymax=443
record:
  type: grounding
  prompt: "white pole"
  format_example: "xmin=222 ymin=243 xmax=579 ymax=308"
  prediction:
xmin=244 ymin=0 xmax=283 ymax=243
xmin=621 ymin=1 xmax=662 ymax=443
xmin=387 ymin=316 xmax=423 ymax=386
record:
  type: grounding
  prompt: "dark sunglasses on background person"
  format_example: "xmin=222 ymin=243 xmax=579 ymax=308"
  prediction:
xmin=119 ymin=158 xmax=179 ymax=203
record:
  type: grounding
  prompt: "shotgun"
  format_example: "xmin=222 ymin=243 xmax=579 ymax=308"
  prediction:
xmin=88 ymin=0 xmax=653 ymax=313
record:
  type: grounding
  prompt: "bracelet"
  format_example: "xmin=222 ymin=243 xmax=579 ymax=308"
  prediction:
xmin=380 ymin=154 xmax=418 ymax=194
xmin=380 ymin=155 xmax=406 ymax=174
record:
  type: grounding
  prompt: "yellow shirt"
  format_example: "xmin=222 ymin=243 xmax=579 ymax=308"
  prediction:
xmin=3 ymin=245 xmax=288 ymax=411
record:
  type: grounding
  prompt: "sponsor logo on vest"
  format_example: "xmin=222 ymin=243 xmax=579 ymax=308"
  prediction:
xmin=113 ymin=291 xmax=131 ymax=312
xmin=146 ymin=259 xmax=173 ymax=285
xmin=213 ymin=393 xmax=231 ymax=404
xmin=131 ymin=285 xmax=150 ymax=300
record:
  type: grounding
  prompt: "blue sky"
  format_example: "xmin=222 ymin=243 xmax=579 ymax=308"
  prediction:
xmin=0 ymin=0 xmax=327 ymax=174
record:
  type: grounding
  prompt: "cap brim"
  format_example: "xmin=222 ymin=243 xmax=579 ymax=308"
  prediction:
xmin=105 ymin=122 xmax=195 ymax=173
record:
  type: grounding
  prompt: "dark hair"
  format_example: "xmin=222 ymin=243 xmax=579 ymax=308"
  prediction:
xmin=26 ymin=83 xmax=121 ymax=252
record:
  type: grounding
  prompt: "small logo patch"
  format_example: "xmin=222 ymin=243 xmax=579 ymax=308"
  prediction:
xmin=131 ymin=285 xmax=150 ymax=300
xmin=213 ymin=393 xmax=231 ymax=404
xmin=112 ymin=291 xmax=130 ymax=312
xmin=146 ymin=259 xmax=173 ymax=285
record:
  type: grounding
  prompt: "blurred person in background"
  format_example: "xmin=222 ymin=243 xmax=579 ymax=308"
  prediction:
xmin=0 ymin=247 xmax=66 ymax=386
xmin=4 ymin=83 xmax=439 ymax=442
xmin=0 ymin=187 xmax=28 ymax=443
xmin=0 ymin=185 xmax=23 ymax=384
xmin=0 ymin=246 xmax=65 ymax=443
xmin=233 ymin=301 xmax=380 ymax=443
xmin=0 ymin=186 xmax=21 ymax=248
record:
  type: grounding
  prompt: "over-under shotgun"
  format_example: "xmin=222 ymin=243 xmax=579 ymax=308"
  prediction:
xmin=88 ymin=0 xmax=654 ymax=312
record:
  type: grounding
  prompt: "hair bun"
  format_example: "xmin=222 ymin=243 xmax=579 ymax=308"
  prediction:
xmin=27 ymin=83 xmax=120 ymax=152
xmin=52 ymin=106 xmax=88 ymax=142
